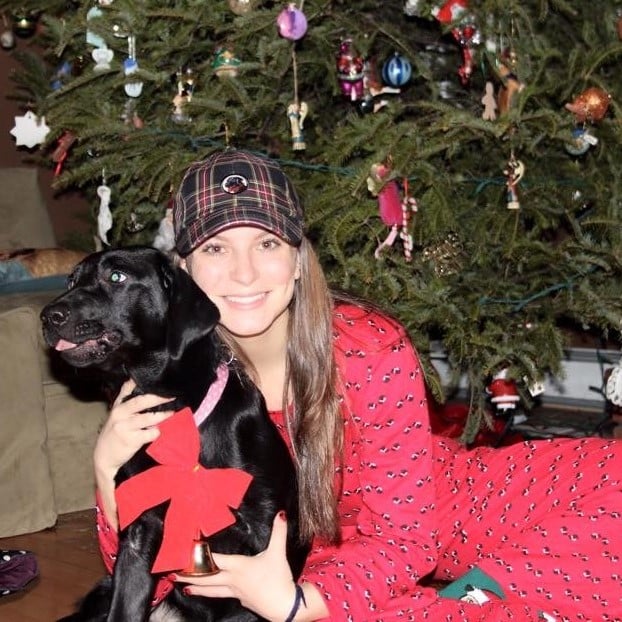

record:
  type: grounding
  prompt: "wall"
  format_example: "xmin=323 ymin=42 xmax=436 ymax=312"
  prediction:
xmin=0 ymin=36 xmax=91 ymax=246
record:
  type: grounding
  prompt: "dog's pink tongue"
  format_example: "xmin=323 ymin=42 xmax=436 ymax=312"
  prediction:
xmin=55 ymin=339 xmax=78 ymax=351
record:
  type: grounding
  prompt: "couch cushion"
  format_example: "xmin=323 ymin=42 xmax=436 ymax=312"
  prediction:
xmin=0 ymin=307 xmax=57 ymax=537
xmin=0 ymin=168 xmax=56 ymax=250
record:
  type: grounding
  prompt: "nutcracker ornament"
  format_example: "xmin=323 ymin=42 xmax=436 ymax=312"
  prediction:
xmin=432 ymin=0 xmax=480 ymax=85
xmin=503 ymin=153 xmax=525 ymax=210
xmin=336 ymin=38 xmax=365 ymax=102
xmin=367 ymin=158 xmax=417 ymax=261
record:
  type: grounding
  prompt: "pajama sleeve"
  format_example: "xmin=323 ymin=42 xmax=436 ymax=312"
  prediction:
xmin=299 ymin=309 xmax=440 ymax=619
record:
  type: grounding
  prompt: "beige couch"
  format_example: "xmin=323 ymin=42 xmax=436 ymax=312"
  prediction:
xmin=0 ymin=168 xmax=108 ymax=538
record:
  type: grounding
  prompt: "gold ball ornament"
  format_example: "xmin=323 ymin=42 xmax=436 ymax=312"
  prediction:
xmin=12 ymin=10 xmax=39 ymax=38
xmin=228 ymin=0 xmax=258 ymax=15
xmin=565 ymin=87 xmax=612 ymax=124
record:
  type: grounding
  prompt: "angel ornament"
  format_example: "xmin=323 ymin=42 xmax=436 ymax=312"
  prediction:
xmin=367 ymin=159 xmax=417 ymax=261
xmin=504 ymin=155 xmax=525 ymax=210
xmin=287 ymin=101 xmax=308 ymax=151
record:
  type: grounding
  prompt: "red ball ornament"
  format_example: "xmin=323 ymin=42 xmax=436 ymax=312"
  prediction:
xmin=277 ymin=4 xmax=307 ymax=41
xmin=565 ymin=87 xmax=611 ymax=124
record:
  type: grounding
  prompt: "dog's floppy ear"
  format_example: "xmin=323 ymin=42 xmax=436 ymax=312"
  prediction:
xmin=157 ymin=255 xmax=220 ymax=359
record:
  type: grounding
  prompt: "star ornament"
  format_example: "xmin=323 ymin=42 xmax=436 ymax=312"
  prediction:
xmin=10 ymin=111 xmax=51 ymax=148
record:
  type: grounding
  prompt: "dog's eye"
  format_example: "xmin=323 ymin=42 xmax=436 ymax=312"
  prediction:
xmin=110 ymin=270 xmax=127 ymax=284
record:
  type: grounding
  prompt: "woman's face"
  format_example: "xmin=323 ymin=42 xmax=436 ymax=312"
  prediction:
xmin=182 ymin=226 xmax=300 ymax=340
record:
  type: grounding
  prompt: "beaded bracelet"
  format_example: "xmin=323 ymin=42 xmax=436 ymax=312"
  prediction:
xmin=285 ymin=583 xmax=307 ymax=622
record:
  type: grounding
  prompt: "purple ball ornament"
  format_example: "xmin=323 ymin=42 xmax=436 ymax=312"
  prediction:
xmin=382 ymin=53 xmax=412 ymax=88
xmin=277 ymin=3 xmax=308 ymax=41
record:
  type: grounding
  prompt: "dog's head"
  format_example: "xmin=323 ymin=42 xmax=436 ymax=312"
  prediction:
xmin=40 ymin=246 xmax=220 ymax=396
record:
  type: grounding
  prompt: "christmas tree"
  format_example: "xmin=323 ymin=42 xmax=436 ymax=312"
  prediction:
xmin=3 ymin=0 xmax=622 ymax=440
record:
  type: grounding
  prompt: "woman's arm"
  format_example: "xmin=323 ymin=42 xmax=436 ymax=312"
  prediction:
xmin=298 ymin=312 xmax=439 ymax=619
xmin=94 ymin=379 xmax=174 ymax=528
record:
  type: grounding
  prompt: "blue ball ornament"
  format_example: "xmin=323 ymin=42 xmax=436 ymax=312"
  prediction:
xmin=382 ymin=53 xmax=412 ymax=88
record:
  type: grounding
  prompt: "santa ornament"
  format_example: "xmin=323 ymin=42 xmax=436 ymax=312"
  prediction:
xmin=367 ymin=159 xmax=417 ymax=261
xmin=486 ymin=369 xmax=520 ymax=414
xmin=336 ymin=38 xmax=365 ymax=102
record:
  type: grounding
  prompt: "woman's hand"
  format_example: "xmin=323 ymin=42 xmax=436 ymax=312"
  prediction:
xmin=94 ymin=380 xmax=175 ymax=528
xmin=174 ymin=512 xmax=318 ymax=622
xmin=94 ymin=380 xmax=175 ymax=476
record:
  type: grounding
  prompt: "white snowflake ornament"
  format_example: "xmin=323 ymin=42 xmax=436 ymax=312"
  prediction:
xmin=10 ymin=111 xmax=50 ymax=149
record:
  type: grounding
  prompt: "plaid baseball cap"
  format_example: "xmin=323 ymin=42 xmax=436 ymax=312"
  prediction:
xmin=173 ymin=149 xmax=304 ymax=256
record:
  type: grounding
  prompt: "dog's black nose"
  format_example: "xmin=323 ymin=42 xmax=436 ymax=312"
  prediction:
xmin=41 ymin=305 xmax=71 ymax=327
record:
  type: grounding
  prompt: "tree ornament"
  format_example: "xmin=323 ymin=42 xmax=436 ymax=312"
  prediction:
xmin=564 ymin=127 xmax=598 ymax=156
xmin=51 ymin=131 xmax=77 ymax=176
xmin=92 ymin=47 xmax=114 ymax=72
xmin=10 ymin=111 xmax=50 ymax=149
xmin=403 ymin=0 xmax=425 ymax=17
xmin=228 ymin=0 xmax=258 ymax=15
xmin=358 ymin=58 xmax=401 ymax=114
xmin=153 ymin=205 xmax=175 ymax=252
xmin=504 ymin=154 xmax=525 ymax=210
xmin=495 ymin=49 xmax=524 ymax=115
xmin=565 ymin=87 xmax=611 ymax=124
xmin=432 ymin=0 xmax=480 ymax=85
xmin=382 ymin=52 xmax=412 ymax=88
xmin=287 ymin=101 xmax=308 ymax=151
xmin=422 ymin=233 xmax=463 ymax=276
xmin=212 ymin=47 xmax=241 ymax=79
xmin=481 ymin=81 xmax=497 ymax=120
xmin=97 ymin=180 xmax=113 ymax=246
xmin=486 ymin=368 xmax=520 ymax=415
xmin=276 ymin=4 xmax=307 ymax=41
xmin=124 ymin=35 xmax=143 ymax=98
xmin=11 ymin=10 xmax=39 ymax=38
xmin=336 ymin=38 xmax=365 ymax=102
xmin=367 ymin=159 xmax=417 ymax=261
xmin=86 ymin=6 xmax=107 ymax=48
xmin=1 ymin=14 xmax=15 ymax=49
xmin=605 ymin=356 xmax=622 ymax=406
xmin=172 ymin=66 xmax=197 ymax=122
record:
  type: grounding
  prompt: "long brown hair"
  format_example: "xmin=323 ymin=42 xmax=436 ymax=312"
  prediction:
xmin=286 ymin=238 xmax=343 ymax=544
xmin=212 ymin=238 xmax=344 ymax=544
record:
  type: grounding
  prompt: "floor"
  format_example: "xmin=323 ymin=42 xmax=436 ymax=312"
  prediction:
xmin=0 ymin=510 xmax=104 ymax=621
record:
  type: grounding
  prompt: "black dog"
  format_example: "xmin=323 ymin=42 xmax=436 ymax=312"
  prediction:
xmin=40 ymin=246 xmax=308 ymax=622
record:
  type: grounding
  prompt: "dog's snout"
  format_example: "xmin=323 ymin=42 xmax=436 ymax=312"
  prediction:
xmin=41 ymin=304 xmax=71 ymax=327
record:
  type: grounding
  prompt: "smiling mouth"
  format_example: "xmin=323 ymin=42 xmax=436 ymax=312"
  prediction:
xmin=226 ymin=293 xmax=266 ymax=304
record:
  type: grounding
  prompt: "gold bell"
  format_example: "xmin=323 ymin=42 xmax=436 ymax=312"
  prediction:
xmin=178 ymin=537 xmax=220 ymax=577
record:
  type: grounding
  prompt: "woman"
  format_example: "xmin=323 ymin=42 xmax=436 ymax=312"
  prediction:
xmin=95 ymin=149 xmax=622 ymax=621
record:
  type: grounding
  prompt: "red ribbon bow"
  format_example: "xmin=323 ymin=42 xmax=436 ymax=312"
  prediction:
xmin=115 ymin=407 xmax=253 ymax=574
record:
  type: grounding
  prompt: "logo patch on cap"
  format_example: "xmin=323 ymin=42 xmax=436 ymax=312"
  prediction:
xmin=221 ymin=174 xmax=249 ymax=194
